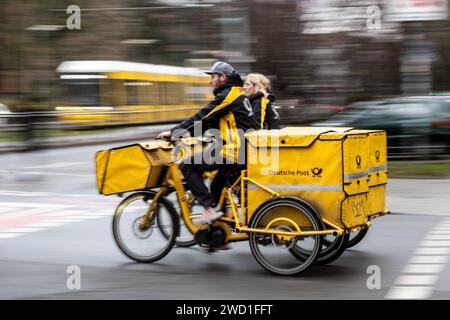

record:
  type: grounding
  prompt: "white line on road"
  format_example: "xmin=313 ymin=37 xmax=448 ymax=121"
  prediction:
xmin=431 ymin=226 xmax=450 ymax=230
xmin=414 ymin=247 xmax=450 ymax=255
xmin=0 ymin=202 xmax=69 ymax=209
xmin=0 ymin=233 xmax=21 ymax=239
xmin=402 ymin=264 xmax=446 ymax=274
xmin=0 ymin=170 xmax=93 ymax=178
xmin=74 ymin=215 xmax=109 ymax=220
xmin=1 ymin=227 xmax=47 ymax=233
xmin=395 ymin=275 xmax=439 ymax=286
xmin=429 ymin=230 xmax=450 ymax=234
xmin=0 ymin=190 xmax=104 ymax=199
xmin=24 ymin=162 xmax=87 ymax=169
xmin=409 ymin=256 xmax=450 ymax=264
xmin=47 ymin=218 xmax=85 ymax=223
xmin=0 ymin=207 xmax=22 ymax=214
xmin=386 ymin=286 xmax=434 ymax=300
xmin=387 ymin=217 xmax=450 ymax=299
xmin=425 ymin=235 xmax=450 ymax=240
xmin=420 ymin=240 xmax=450 ymax=247
xmin=0 ymin=202 xmax=113 ymax=240
xmin=26 ymin=222 xmax=71 ymax=228
xmin=0 ymin=208 xmax=61 ymax=220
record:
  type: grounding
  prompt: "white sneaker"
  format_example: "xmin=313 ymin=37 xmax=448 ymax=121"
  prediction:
xmin=192 ymin=208 xmax=224 ymax=225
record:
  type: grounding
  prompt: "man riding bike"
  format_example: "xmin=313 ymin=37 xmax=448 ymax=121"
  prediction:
xmin=157 ymin=61 xmax=258 ymax=225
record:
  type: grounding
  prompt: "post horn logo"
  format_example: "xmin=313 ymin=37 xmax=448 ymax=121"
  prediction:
xmin=356 ymin=155 xmax=362 ymax=169
xmin=375 ymin=150 xmax=381 ymax=162
xmin=311 ymin=167 xmax=323 ymax=177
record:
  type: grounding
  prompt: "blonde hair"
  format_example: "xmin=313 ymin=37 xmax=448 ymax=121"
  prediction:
xmin=245 ymin=73 xmax=271 ymax=97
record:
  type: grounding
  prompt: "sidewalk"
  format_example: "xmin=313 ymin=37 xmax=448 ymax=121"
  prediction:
xmin=387 ymin=178 xmax=450 ymax=216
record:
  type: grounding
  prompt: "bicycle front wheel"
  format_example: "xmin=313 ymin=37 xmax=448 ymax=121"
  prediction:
xmin=162 ymin=189 xmax=197 ymax=248
xmin=113 ymin=191 xmax=179 ymax=263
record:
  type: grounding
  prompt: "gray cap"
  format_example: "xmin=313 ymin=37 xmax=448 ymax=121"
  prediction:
xmin=205 ymin=61 xmax=236 ymax=76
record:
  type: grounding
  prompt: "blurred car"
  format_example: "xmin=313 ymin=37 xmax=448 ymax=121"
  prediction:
xmin=276 ymin=100 xmax=348 ymax=125
xmin=312 ymin=96 xmax=450 ymax=157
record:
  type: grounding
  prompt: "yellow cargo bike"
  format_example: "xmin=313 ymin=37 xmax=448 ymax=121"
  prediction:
xmin=95 ymin=127 xmax=389 ymax=275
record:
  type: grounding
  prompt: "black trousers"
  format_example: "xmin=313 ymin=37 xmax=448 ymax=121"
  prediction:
xmin=180 ymin=160 xmax=236 ymax=209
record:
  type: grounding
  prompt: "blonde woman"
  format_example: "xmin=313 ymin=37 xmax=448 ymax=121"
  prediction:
xmin=243 ymin=73 xmax=280 ymax=129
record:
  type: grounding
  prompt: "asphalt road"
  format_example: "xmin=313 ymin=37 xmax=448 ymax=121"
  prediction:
xmin=1 ymin=141 xmax=450 ymax=300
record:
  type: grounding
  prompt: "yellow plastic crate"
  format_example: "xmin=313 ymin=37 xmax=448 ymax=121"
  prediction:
xmin=245 ymin=127 xmax=372 ymax=229
xmin=95 ymin=141 xmax=173 ymax=195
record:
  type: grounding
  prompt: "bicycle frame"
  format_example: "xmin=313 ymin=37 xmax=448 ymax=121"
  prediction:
xmin=142 ymin=163 xmax=369 ymax=243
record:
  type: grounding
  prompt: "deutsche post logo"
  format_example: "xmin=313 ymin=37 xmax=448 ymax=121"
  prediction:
xmin=311 ymin=167 xmax=323 ymax=177
xmin=356 ymin=155 xmax=362 ymax=169
xmin=375 ymin=150 xmax=380 ymax=162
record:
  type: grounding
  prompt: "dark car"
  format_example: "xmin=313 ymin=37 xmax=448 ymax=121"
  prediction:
xmin=313 ymin=96 xmax=450 ymax=158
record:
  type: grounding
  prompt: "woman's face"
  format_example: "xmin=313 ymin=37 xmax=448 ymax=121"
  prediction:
xmin=243 ymin=80 xmax=256 ymax=95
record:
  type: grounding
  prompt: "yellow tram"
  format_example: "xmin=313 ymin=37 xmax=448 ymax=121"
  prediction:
xmin=55 ymin=60 xmax=211 ymax=126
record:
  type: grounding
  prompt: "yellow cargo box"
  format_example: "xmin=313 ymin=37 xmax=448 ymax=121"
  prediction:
xmin=245 ymin=127 xmax=372 ymax=229
xmin=347 ymin=129 xmax=388 ymax=217
xmin=95 ymin=141 xmax=173 ymax=195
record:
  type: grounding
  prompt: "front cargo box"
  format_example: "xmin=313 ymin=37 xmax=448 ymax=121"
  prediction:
xmin=96 ymin=141 xmax=173 ymax=195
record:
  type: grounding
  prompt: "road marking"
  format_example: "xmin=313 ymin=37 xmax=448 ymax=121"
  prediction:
xmin=24 ymin=162 xmax=87 ymax=169
xmin=75 ymin=215 xmax=109 ymax=220
xmin=429 ymin=230 xmax=450 ymax=234
xmin=0 ymin=233 xmax=22 ymax=239
xmin=26 ymin=222 xmax=71 ymax=228
xmin=87 ymin=211 xmax=113 ymax=216
xmin=0 ymin=170 xmax=93 ymax=178
xmin=0 ymin=207 xmax=21 ymax=214
xmin=414 ymin=247 xmax=450 ymax=255
xmin=386 ymin=287 xmax=434 ymax=300
xmin=0 ymin=201 xmax=113 ymax=239
xmin=425 ymin=235 xmax=450 ymax=240
xmin=47 ymin=218 xmax=85 ymax=223
xmin=0 ymin=202 xmax=69 ymax=209
xmin=387 ymin=218 xmax=450 ymax=299
xmin=409 ymin=256 xmax=449 ymax=264
xmin=1 ymin=227 xmax=47 ymax=233
xmin=420 ymin=240 xmax=450 ymax=247
xmin=402 ymin=264 xmax=446 ymax=274
xmin=0 ymin=208 xmax=57 ymax=221
xmin=0 ymin=190 xmax=104 ymax=199
xmin=432 ymin=226 xmax=450 ymax=229
xmin=395 ymin=275 xmax=439 ymax=286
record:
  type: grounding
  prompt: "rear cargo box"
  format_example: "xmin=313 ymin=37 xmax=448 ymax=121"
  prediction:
xmin=245 ymin=127 xmax=375 ymax=229
xmin=347 ymin=130 xmax=388 ymax=217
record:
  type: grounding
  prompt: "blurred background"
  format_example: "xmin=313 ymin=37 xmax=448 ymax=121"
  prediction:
xmin=2 ymin=1 xmax=450 ymax=300
xmin=1 ymin=0 xmax=450 ymax=162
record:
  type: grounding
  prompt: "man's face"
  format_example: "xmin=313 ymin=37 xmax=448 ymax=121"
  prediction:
xmin=210 ymin=73 xmax=227 ymax=89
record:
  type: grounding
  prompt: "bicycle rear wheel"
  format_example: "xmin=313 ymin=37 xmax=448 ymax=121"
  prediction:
xmin=249 ymin=197 xmax=323 ymax=276
xmin=346 ymin=228 xmax=369 ymax=249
